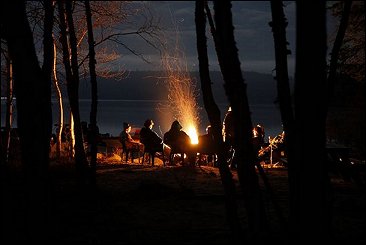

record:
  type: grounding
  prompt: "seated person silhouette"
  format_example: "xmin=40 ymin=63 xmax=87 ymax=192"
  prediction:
xmin=140 ymin=119 xmax=167 ymax=165
xmin=164 ymin=120 xmax=196 ymax=166
xmin=120 ymin=122 xmax=144 ymax=162
xmin=197 ymin=125 xmax=217 ymax=164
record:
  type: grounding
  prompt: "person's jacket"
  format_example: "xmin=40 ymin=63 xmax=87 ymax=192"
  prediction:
xmin=140 ymin=126 xmax=163 ymax=151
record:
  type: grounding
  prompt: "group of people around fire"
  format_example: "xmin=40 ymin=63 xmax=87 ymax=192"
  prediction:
xmin=119 ymin=105 xmax=282 ymax=167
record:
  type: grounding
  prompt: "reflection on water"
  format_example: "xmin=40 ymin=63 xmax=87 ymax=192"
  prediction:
xmin=1 ymin=99 xmax=283 ymax=138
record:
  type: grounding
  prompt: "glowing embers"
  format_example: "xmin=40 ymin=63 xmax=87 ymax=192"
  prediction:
xmin=161 ymin=42 xmax=200 ymax=145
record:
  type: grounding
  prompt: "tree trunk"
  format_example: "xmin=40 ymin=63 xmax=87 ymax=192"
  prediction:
xmin=327 ymin=1 xmax=352 ymax=106
xmin=52 ymin=39 xmax=64 ymax=158
xmin=195 ymin=1 xmax=243 ymax=243
xmin=1 ymin=0 xmax=54 ymax=243
xmin=269 ymin=0 xmax=295 ymax=232
xmin=65 ymin=1 xmax=89 ymax=180
xmin=42 ymin=0 xmax=55 ymax=161
xmin=4 ymin=59 xmax=14 ymax=165
xmin=85 ymin=0 xmax=98 ymax=186
xmin=293 ymin=1 xmax=331 ymax=243
xmin=58 ymin=0 xmax=89 ymax=183
xmin=213 ymin=1 xmax=268 ymax=243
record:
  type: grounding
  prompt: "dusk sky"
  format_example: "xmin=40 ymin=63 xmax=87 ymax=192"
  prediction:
xmin=117 ymin=1 xmax=297 ymax=76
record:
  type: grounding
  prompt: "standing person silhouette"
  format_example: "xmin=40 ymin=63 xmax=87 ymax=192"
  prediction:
xmin=252 ymin=124 xmax=265 ymax=155
xmin=223 ymin=106 xmax=237 ymax=169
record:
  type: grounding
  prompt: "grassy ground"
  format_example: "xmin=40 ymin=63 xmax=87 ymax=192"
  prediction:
xmin=2 ymin=155 xmax=365 ymax=244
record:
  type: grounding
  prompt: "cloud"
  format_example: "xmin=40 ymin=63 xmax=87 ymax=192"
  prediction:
xmin=113 ymin=1 xmax=296 ymax=76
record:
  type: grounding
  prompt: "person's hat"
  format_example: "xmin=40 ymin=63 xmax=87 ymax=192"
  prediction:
xmin=172 ymin=120 xmax=182 ymax=130
xmin=206 ymin=125 xmax=212 ymax=133
xmin=123 ymin=122 xmax=131 ymax=129
xmin=144 ymin=119 xmax=154 ymax=127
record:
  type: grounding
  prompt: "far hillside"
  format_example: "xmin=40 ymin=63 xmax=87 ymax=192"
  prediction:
xmin=78 ymin=71 xmax=290 ymax=105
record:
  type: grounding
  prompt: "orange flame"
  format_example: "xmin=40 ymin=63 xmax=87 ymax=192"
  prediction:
xmin=187 ymin=124 xmax=199 ymax=144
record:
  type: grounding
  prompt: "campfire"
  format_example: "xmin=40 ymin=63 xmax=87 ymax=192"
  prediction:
xmin=161 ymin=42 xmax=200 ymax=146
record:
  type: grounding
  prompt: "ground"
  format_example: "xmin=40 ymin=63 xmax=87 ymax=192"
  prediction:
xmin=3 ymin=155 xmax=365 ymax=245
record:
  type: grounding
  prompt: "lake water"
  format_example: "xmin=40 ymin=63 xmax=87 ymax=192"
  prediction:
xmin=2 ymin=99 xmax=284 ymax=139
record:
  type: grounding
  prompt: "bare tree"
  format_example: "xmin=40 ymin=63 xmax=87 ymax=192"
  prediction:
xmin=212 ymin=0 xmax=269 ymax=243
xmin=195 ymin=1 xmax=243 ymax=243
xmin=1 ymin=0 xmax=54 ymax=243
xmin=3 ymin=57 xmax=14 ymax=165
xmin=269 ymin=0 xmax=295 ymax=233
xmin=23 ymin=2 xmax=163 ymax=164
xmin=326 ymin=1 xmax=364 ymax=157
xmin=330 ymin=1 xmax=365 ymax=82
xmin=85 ymin=0 xmax=98 ymax=186
xmin=71 ymin=1 xmax=163 ymax=79
xmin=291 ymin=1 xmax=331 ymax=243
xmin=52 ymin=38 xmax=64 ymax=158
xmin=327 ymin=1 xmax=352 ymax=103
xmin=57 ymin=0 xmax=89 ymax=183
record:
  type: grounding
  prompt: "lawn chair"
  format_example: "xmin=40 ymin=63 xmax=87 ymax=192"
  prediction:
xmin=121 ymin=140 xmax=142 ymax=164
